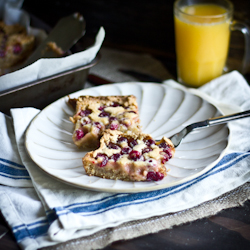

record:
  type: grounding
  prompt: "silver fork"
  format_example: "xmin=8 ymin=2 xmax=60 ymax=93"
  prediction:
xmin=166 ymin=109 xmax=250 ymax=148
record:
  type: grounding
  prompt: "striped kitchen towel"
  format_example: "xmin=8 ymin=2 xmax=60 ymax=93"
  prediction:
xmin=0 ymin=70 xmax=250 ymax=250
xmin=0 ymin=113 xmax=32 ymax=187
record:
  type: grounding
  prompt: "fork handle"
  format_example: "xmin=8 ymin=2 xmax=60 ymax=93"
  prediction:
xmin=208 ymin=109 xmax=250 ymax=126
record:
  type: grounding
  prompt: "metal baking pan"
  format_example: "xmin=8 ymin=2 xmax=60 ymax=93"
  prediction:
xmin=0 ymin=53 xmax=100 ymax=115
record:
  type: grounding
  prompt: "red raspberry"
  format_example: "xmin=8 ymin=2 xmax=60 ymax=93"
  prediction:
xmin=147 ymin=171 xmax=164 ymax=181
xmin=96 ymin=153 xmax=109 ymax=167
xmin=75 ymin=129 xmax=84 ymax=140
xmin=129 ymin=150 xmax=141 ymax=161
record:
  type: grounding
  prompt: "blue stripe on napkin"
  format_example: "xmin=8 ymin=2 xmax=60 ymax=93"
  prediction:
xmin=12 ymin=218 xmax=50 ymax=242
xmin=11 ymin=152 xmax=250 ymax=242
xmin=0 ymin=158 xmax=31 ymax=180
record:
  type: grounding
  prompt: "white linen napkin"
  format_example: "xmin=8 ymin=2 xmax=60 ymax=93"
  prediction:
xmin=0 ymin=113 xmax=32 ymax=187
xmin=0 ymin=70 xmax=250 ymax=250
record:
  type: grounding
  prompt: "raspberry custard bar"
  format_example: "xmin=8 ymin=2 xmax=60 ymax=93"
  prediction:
xmin=69 ymin=95 xmax=141 ymax=149
xmin=0 ymin=21 xmax=35 ymax=73
xmin=83 ymin=130 xmax=175 ymax=182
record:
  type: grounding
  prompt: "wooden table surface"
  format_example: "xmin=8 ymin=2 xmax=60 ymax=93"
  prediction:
xmin=1 ymin=0 xmax=250 ymax=249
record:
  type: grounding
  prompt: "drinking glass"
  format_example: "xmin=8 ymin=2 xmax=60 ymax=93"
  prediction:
xmin=174 ymin=0 xmax=250 ymax=87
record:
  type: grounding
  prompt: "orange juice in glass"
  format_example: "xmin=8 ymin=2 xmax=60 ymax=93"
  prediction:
xmin=174 ymin=0 xmax=250 ymax=87
xmin=175 ymin=1 xmax=232 ymax=87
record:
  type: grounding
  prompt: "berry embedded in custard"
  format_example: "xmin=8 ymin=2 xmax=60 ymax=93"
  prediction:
xmin=82 ymin=130 xmax=175 ymax=182
xmin=69 ymin=95 xmax=141 ymax=149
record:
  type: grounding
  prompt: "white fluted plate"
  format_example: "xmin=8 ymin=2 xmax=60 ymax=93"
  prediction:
xmin=25 ymin=82 xmax=230 ymax=193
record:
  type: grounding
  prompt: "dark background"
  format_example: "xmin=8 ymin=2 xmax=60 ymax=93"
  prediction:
xmin=22 ymin=0 xmax=250 ymax=78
